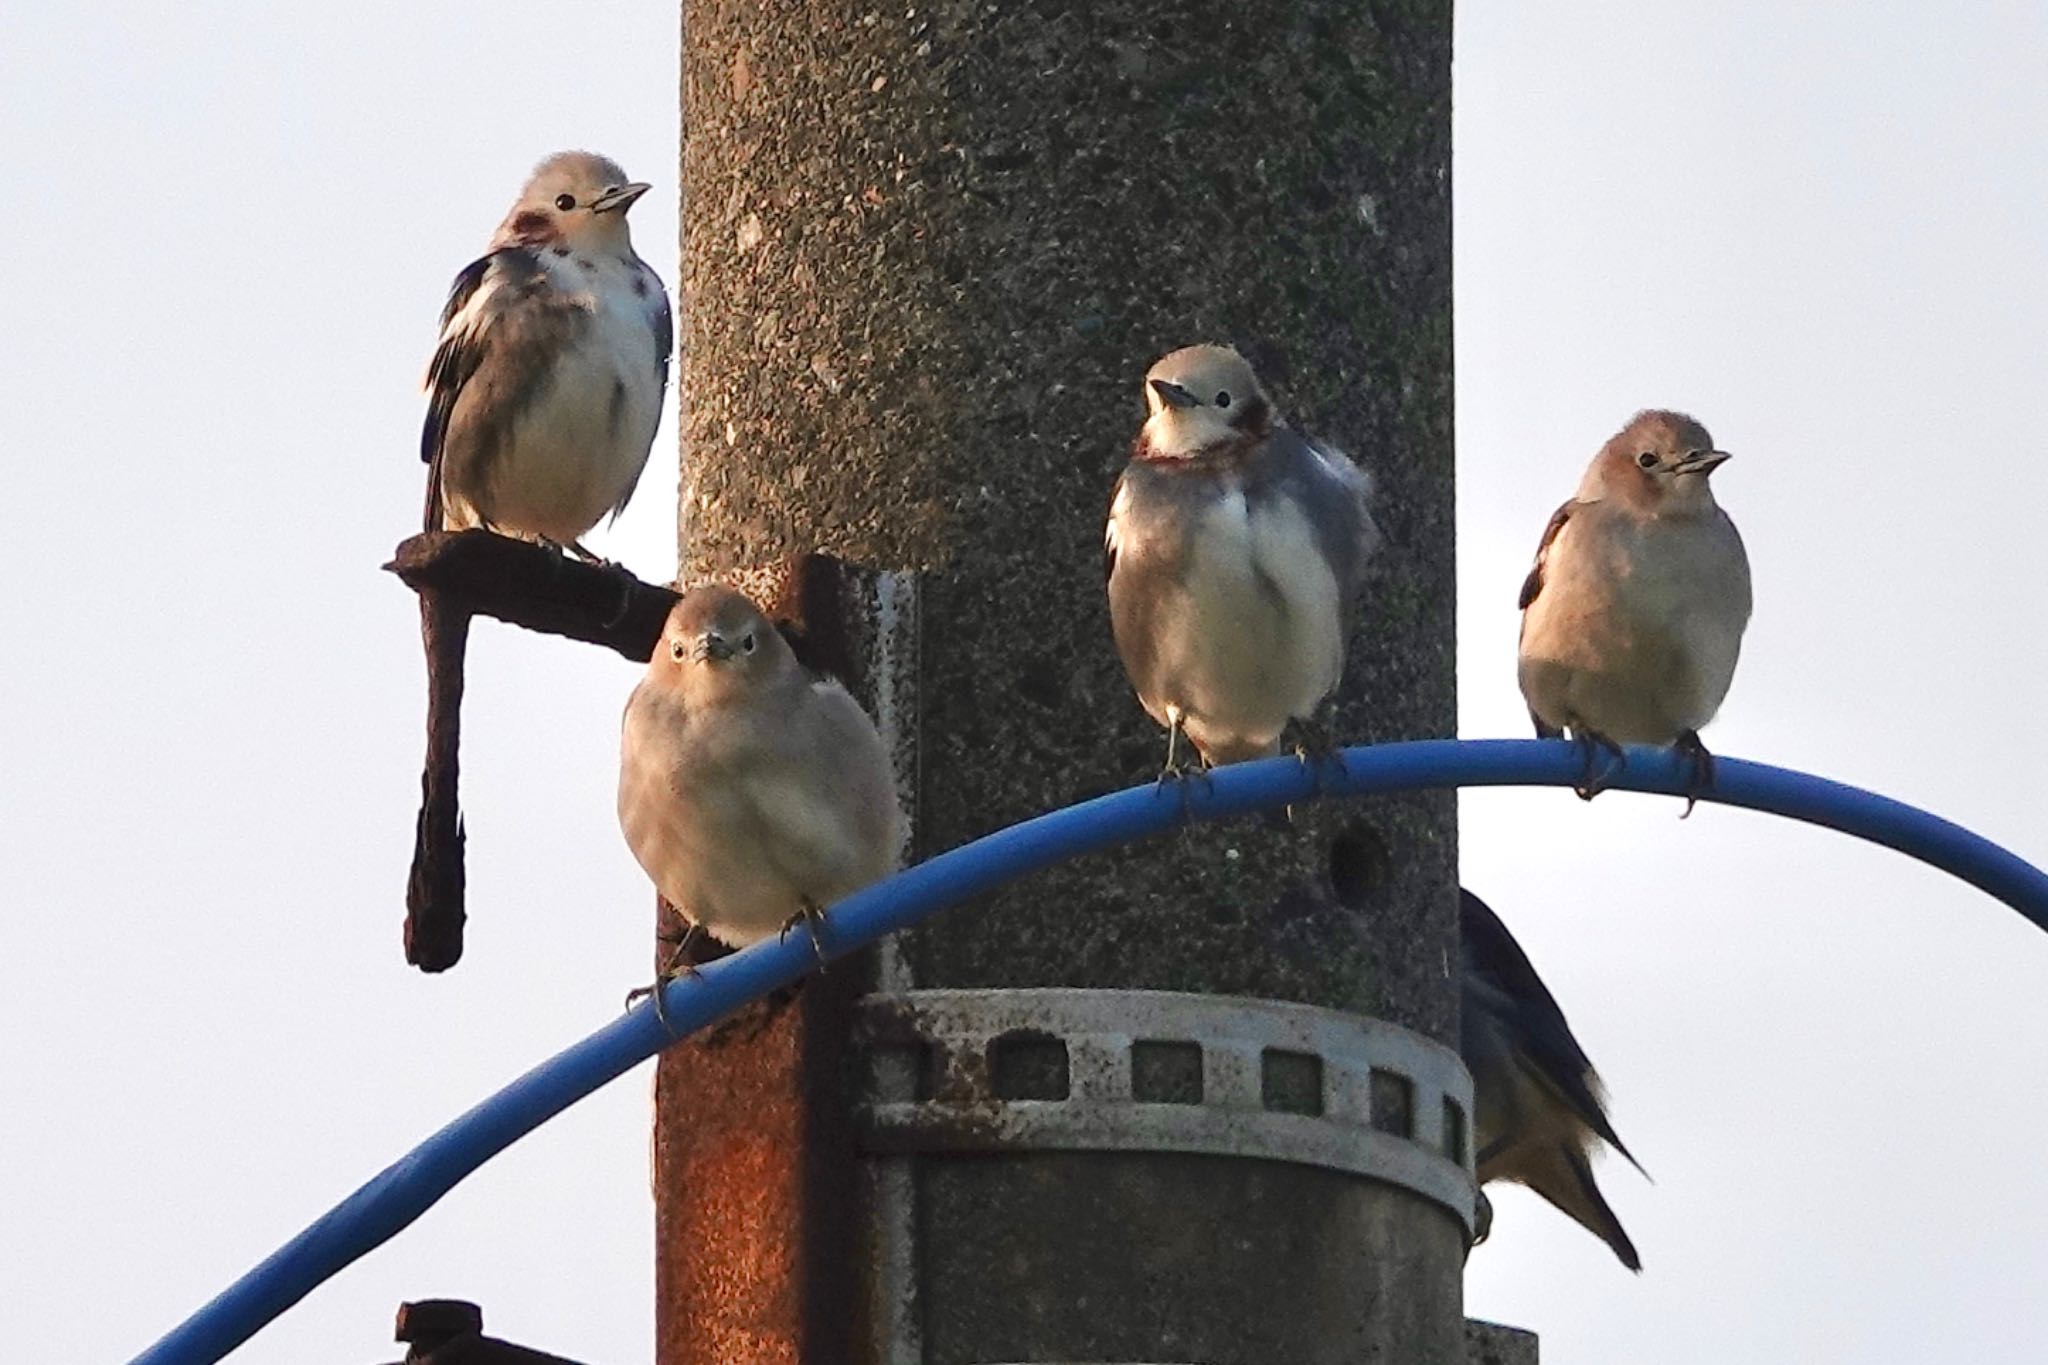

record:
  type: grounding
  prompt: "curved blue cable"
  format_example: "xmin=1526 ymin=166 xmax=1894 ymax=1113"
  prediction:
xmin=131 ymin=739 xmax=2048 ymax=1364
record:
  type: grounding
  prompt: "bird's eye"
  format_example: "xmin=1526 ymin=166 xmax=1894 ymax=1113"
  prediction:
xmin=554 ymin=193 xmax=577 ymax=211
xmin=670 ymin=639 xmax=688 ymax=662
xmin=1636 ymin=451 xmax=1658 ymax=470
xmin=741 ymin=632 xmax=758 ymax=654
xmin=1215 ymin=391 xmax=1232 ymax=408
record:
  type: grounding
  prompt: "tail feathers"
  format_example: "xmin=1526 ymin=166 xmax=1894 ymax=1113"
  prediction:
xmin=1516 ymin=1142 xmax=1642 ymax=1273
xmin=1552 ymin=1064 xmax=1648 ymax=1182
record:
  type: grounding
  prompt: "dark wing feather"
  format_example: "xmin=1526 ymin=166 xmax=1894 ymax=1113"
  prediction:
xmin=650 ymin=279 xmax=674 ymax=388
xmin=1259 ymin=429 xmax=1381 ymax=617
xmin=1518 ymin=500 xmax=1577 ymax=611
xmin=604 ymin=271 xmax=675 ymax=525
xmin=419 ymin=255 xmax=496 ymax=530
xmin=418 ymin=249 xmax=566 ymax=532
xmin=1460 ymin=888 xmax=1640 ymax=1170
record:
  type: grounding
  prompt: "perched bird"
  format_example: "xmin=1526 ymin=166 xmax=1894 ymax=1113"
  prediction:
xmin=1516 ymin=409 xmax=1751 ymax=807
xmin=1105 ymin=344 xmax=1381 ymax=776
xmin=617 ymin=587 xmax=901 ymax=973
xmin=421 ymin=151 xmax=671 ymax=554
xmin=1461 ymin=887 xmax=1645 ymax=1272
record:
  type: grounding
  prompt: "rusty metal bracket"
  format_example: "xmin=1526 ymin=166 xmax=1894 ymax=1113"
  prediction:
xmin=854 ymin=988 xmax=1477 ymax=1235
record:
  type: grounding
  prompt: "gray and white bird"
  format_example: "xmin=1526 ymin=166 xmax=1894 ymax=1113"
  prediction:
xmin=421 ymin=151 xmax=671 ymax=553
xmin=1516 ymin=409 xmax=1751 ymax=805
xmin=1461 ymin=887 xmax=1645 ymax=1272
xmin=1105 ymin=344 xmax=1381 ymax=774
xmin=617 ymin=586 xmax=901 ymax=967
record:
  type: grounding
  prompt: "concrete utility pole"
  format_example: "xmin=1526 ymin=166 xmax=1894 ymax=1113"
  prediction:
xmin=656 ymin=2 xmax=1472 ymax=1362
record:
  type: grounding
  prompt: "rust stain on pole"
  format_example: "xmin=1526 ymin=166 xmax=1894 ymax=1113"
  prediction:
xmin=652 ymin=556 xmax=872 ymax=1365
xmin=652 ymin=953 xmax=867 ymax=1365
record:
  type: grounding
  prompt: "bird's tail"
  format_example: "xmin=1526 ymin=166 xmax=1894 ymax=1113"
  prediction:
xmin=422 ymin=455 xmax=447 ymax=534
xmin=1516 ymin=1142 xmax=1642 ymax=1272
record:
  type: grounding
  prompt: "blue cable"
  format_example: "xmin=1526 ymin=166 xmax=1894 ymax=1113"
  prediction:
xmin=130 ymin=739 xmax=2048 ymax=1364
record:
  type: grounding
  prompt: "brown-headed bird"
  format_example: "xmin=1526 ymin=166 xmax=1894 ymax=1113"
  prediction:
xmin=1517 ymin=409 xmax=1751 ymax=806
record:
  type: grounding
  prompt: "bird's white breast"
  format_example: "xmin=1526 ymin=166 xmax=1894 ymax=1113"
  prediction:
xmin=1152 ymin=483 xmax=1345 ymax=746
xmin=483 ymin=253 xmax=664 ymax=541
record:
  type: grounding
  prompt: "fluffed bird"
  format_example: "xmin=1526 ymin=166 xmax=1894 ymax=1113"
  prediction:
xmin=617 ymin=586 xmax=902 ymax=973
xmin=421 ymin=151 xmax=672 ymax=555
xmin=1516 ymin=409 xmax=1751 ymax=807
xmin=1105 ymin=344 xmax=1381 ymax=777
xmin=1461 ymin=887 xmax=1645 ymax=1272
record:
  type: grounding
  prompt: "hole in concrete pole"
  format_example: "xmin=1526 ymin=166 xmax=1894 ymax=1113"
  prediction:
xmin=1131 ymin=1040 xmax=1204 ymax=1104
xmin=1261 ymin=1049 xmax=1324 ymax=1116
xmin=1442 ymin=1096 xmax=1468 ymax=1165
xmin=1370 ymin=1067 xmax=1415 ymax=1138
xmin=1328 ymin=821 xmax=1391 ymax=910
xmin=914 ymin=1042 xmax=946 ymax=1102
xmin=990 ymin=1030 xmax=1069 ymax=1101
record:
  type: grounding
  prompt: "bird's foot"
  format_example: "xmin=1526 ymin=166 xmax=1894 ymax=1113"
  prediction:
xmin=598 ymin=559 xmax=639 ymax=629
xmin=625 ymin=958 xmax=701 ymax=1036
xmin=566 ymin=538 xmax=609 ymax=566
xmin=1674 ymin=729 xmax=1716 ymax=819
xmin=1288 ymin=715 xmax=1348 ymax=791
xmin=1573 ymin=730 xmax=1627 ymax=800
xmin=1155 ymin=758 xmax=1215 ymax=823
xmin=1473 ymin=1189 xmax=1494 ymax=1247
xmin=1153 ymin=721 xmax=1214 ymax=819
xmin=624 ymin=922 xmax=705 ymax=1033
xmin=779 ymin=900 xmax=832 ymax=972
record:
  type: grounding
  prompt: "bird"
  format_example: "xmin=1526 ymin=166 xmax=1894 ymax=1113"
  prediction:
xmin=1516 ymin=409 xmax=1751 ymax=809
xmin=617 ymin=586 xmax=902 ymax=980
xmin=420 ymin=150 xmax=672 ymax=556
xmin=1461 ymin=887 xmax=1645 ymax=1272
xmin=1105 ymin=344 xmax=1381 ymax=779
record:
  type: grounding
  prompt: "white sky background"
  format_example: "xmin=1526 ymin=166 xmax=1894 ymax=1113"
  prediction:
xmin=2 ymin=2 xmax=2045 ymax=1361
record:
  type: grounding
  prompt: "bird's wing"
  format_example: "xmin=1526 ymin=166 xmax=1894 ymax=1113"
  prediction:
xmin=1717 ymin=508 xmax=1755 ymax=625
xmin=1103 ymin=470 xmax=1128 ymax=586
xmin=650 ymin=276 xmax=674 ymax=391
xmin=1517 ymin=499 xmax=1579 ymax=611
xmin=420 ymin=255 xmax=494 ymax=529
xmin=605 ymin=269 xmax=676 ymax=525
xmin=734 ymin=680 xmax=898 ymax=895
xmin=808 ymin=680 xmax=901 ymax=864
xmin=1460 ymin=889 xmax=1640 ymax=1171
xmin=1263 ymin=430 xmax=1382 ymax=612
xmin=419 ymin=248 xmax=580 ymax=532
xmin=1103 ymin=467 xmax=1177 ymax=710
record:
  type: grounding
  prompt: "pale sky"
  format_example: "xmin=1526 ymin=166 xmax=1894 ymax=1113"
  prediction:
xmin=4 ymin=3 xmax=2046 ymax=1362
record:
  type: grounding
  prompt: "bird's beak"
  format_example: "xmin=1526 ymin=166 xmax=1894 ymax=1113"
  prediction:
xmin=1149 ymin=378 xmax=1200 ymax=410
xmin=1674 ymin=449 xmax=1732 ymax=475
xmin=591 ymin=182 xmax=652 ymax=215
xmin=690 ymin=631 xmax=735 ymax=663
